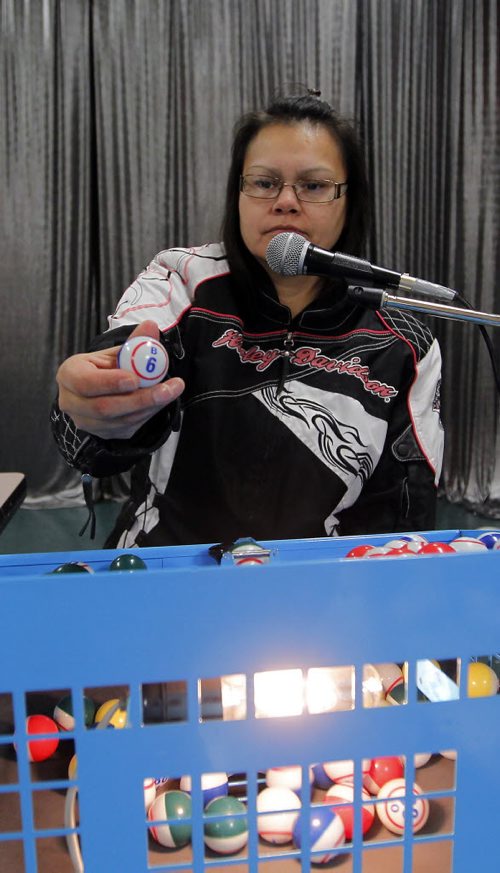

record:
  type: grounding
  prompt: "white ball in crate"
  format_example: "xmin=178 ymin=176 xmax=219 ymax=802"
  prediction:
xmin=144 ymin=778 xmax=156 ymax=811
xmin=257 ymin=786 xmax=301 ymax=844
xmin=376 ymin=778 xmax=429 ymax=834
xmin=450 ymin=536 xmax=488 ymax=552
xmin=323 ymin=758 xmax=371 ymax=788
xmin=266 ymin=765 xmax=313 ymax=794
xmin=414 ymin=752 xmax=432 ymax=768
xmin=180 ymin=771 xmax=228 ymax=807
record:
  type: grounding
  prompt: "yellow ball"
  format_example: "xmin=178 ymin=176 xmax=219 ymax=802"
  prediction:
xmin=68 ymin=753 xmax=78 ymax=780
xmin=94 ymin=698 xmax=128 ymax=728
xmin=467 ymin=662 xmax=499 ymax=698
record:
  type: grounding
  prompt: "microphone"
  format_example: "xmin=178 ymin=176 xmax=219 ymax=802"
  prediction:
xmin=266 ymin=232 xmax=457 ymax=303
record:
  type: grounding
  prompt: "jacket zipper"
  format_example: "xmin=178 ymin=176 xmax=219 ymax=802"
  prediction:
xmin=278 ymin=329 xmax=294 ymax=394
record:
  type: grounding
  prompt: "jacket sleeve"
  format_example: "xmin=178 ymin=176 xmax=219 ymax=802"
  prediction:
xmin=50 ymin=325 xmax=181 ymax=478
xmin=337 ymin=336 xmax=444 ymax=536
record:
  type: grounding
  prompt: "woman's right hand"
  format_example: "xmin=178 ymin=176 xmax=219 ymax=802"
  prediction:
xmin=56 ymin=320 xmax=185 ymax=440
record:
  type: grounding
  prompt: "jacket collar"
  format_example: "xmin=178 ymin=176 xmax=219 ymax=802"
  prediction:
xmin=256 ymin=277 xmax=361 ymax=332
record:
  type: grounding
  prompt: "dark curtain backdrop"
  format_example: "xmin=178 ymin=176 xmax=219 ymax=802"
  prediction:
xmin=1 ymin=0 xmax=498 ymax=517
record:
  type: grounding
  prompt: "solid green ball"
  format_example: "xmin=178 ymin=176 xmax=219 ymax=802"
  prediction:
xmin=109 ymin=554 xmax=147 ymax=572
xmin=50 ymin=561 xmax=93 ymax=574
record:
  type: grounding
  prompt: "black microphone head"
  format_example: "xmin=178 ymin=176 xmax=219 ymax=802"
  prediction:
xmin=265 ymin=232 xmax=309 ymax=276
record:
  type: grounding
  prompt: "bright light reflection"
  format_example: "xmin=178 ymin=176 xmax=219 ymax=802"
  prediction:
xmin=306 ymin=667 xmax=354 ymax=713
xmin=254 ymin=669 xmax=304 ymax=718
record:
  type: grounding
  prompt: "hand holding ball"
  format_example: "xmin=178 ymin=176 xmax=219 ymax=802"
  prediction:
xmin=118 ymin=336 xmax=169 ymax=387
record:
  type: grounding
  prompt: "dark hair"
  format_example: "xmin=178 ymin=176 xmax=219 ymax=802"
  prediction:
xmin=221 ymin=93 xmax=370 ymax=295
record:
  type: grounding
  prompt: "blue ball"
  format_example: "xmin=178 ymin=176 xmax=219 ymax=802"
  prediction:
xmin=312 ymin=763 xmax=334 ymax=790
xmin=477 ymin=531 xmax=500 ymax=550
xmin=293 ymin=805 xmax=345 ymax=864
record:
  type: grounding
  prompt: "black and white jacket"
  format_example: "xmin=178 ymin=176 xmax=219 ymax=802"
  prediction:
xmin=51 ymin=243 xmax=444 ymax=547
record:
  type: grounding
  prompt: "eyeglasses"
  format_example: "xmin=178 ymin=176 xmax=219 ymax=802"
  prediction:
xmin=240 ymin=174 xmax=348 ymax=203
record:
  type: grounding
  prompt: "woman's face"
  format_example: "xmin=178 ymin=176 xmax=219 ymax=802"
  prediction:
xmin=239 ymin=121 xmax=348 ymax=272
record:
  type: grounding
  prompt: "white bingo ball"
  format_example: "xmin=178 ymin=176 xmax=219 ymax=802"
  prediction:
xmin=323 ymin=758 xmax=371 ymax=788
xmin=376 ymin=778 xmax=429 ymax=835
xmin=440 ymin=749 xmax=457 ymax=760
xmin=373 ymin=662 xmax=404 ymax=697
xmin=144 ymin=778 xmax=156 ymax=811
xmin=118 ymin=336 xmax=169 ymax=387
xmin=450 ymin=536 xmax=488 ymax=552
xmin=414 ymin=752 xmax=432 ymax=768
xmin=265 ymin=765 xmax=313 ymax=794
xmin=180 ymin=772 xmax=228 ymax=807
xmin=384 ymin=538 xmax=420 ymax=553
xmin=257 ymin=786 xmax=301 ymax=844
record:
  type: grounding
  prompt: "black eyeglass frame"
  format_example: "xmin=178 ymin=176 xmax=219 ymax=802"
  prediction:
xmin=239 ymin=174 xmax=348 ymax=203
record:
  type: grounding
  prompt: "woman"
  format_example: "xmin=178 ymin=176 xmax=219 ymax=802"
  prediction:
xmin=52 ymin=92 xmax=444 ymax=547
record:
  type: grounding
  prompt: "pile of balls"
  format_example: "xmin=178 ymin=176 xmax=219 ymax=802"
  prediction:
xmin=146 ymin=759 xmax=434 ymax=862
xmin=16 ymin=694 xmax=128 ymax=766
xmin=345 ymin=530 xmax=500 ymax=558
xmin=345 ymin=530 xmax=500 ymax=559
xmin=147 ymin=773 xmax=248 ymax=855
xmin=49 ymin=554 xmax=148 ymax=574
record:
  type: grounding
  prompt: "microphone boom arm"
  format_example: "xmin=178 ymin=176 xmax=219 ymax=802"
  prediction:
xmin=347 ymin=286 xmax=500 ymax=329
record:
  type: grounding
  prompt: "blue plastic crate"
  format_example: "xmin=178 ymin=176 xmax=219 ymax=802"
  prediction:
xmin=0 ymin=530 xmax=499 ymax=872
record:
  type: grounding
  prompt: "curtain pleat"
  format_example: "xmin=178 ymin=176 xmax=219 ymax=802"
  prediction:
xmin=0 ymin=0 xmax=498 ymax=516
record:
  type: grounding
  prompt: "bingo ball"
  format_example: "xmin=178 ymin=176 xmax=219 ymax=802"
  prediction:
xmin=54 ymin=694 xmax=96 ymax=730
xmin=366 ymin=547 xmax=393 ymax=558
xmin=25 ymin=714 xmax=60 ymax=762
xmin=266 ymin=765 xmax=313 ymax=794
xmin=376 ymin=778 xmax=429 ymax=835
xmin=417 ymin=542 xmax=455 ymax=555
xmin=414 ymin=752 xmax=432 ymax=768
xmin=180 ymin=772 xmax=228 ymax=807
xmin=68 ymin=753 xmax=78 ymax=780
xmin=118 ymin=336 xmax=169 ymax=387
xmin=362 ymin=663 xmax=385 ymax=707
xmin=345 ymin=544 xmax=377 ymax=558
xmin=293 ymin=805 xmax=345 ymax=864
xmin=312 ymin=762 xmax=334 ymax=790
xmin=398 ymin=534 xmax=428 ymax=546
xmin=50 ymin=562 xmax=94 ymax=574
xmin=204 ymin=796 xmax=248 ymax=854
xmin=477 ymin=530 xmax=500 ymax=549
xmin=450 ymin=536 xmax=488 ymax=552
xmin=94 ymin=699 xmax=128 ymax=729
xmin=109 ymin=553 xmax=148 ymax=572
xmin=383 ymin=538 xmax=421 ymax=553
xmin=144 ymin=778 xmax=157 ymax=811
xmin=324 ymin=783 xmax=375 ymax=839
xmin=148 ymin=789 xmax=192 ymax=848
xmin=467 ymin=662 xmax=499 ymax=697
xmin=256 ymin=786 xmax=301 ymax=844
xmin=373 ymin=663 xmax=404 ymax=698
xmin=323 ymin=758 xmax=371 ymax=788
xmin=364 ymin=757 xmax=404 ymax=795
